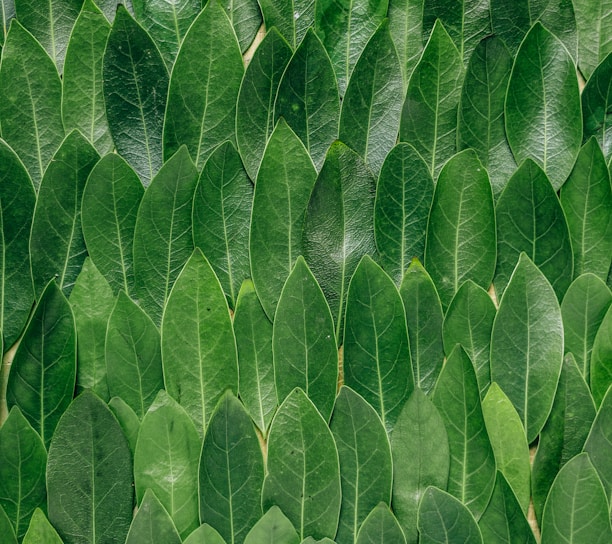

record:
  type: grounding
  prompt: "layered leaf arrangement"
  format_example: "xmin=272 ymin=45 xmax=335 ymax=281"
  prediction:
xmin=0 ymin=1 xmax=611 ymax=543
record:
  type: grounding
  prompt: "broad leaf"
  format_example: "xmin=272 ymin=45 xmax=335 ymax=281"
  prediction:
xmin=47 ymin=390 xmax=133 ymax=544
xmin=22 ymin=509 xmax=62 ymax=544
xmin=125 ymin=489 xmax=181 ymax=544
xmin=257 ymin=0 xmax=314 ymax=48
xmin=244 ymin=506 xmax=299 ymax=544
xmin=573 ymin=0 xmax=612 ymax=79
xmin=388 ymin=0 xmax=424 ymax=88
xmin=219 ymin=0 xmax=262 ymax=53
xmin=355 ymin=504 xmax=406 ymax=544
xmin=103 ymin=5 xmax=168 ymax=186
xmin=583 ymin=385 xmax=612 ymax=504
xmin=262 ymin=388 xmax=341 ymax=541
xmin=582 ymin=53 xmax=612 ymax=162
xmin=490 ymin=254 xmax=564 ymax=443
xmin=591 ymin=304 xmax=612 ymax=406
xmin=183 ymin=524 xmax=227 ymax=544
xmin=108 ymin=396 xmax=140 ymax=456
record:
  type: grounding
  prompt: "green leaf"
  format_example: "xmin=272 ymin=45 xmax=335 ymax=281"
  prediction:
xmin=105 ymin=291 xmax=163 ymax=419
xmin=302 ymin=539 xmax=335 ymax=544
xmin=108 ymin=396 xmax=140 ymax=457
xmin=257 ymin=0 xmax=314 ymax=48
xmin=132 ymin=0 xmax=200 ymax=68
xmin=163 ymin=0 xmax=243 ymax=169
xmin=531 ymin=353 xmax=596 ymax=522
xmin=540 ymin=453 xmax=612 ymax=544
xmin=561 ymin=138 xmax=612 ymax=280
xmin=583 ymin=385 xmax=612 ymax=504
xmin=391 ymin=388 xmax=449 ymax=544
xmin=330 ymin=386 xmax=393 ymax=544
xmin=582 ymin=53 xmax=612 ymax=163
xmin=457 ymin=36 xmax=515 ymax=199
xmin=494 ymin=160 xmax=573 ymax=300
xmin=134 ymin=390 xmax=200 ymax=539
xmin=132 ymin=146 xmax=198 ymax=326
xmin=273 ymin=257 xmax=337 ymax=421
xmin=30 ymin=130 xmax=100 ymax=298
xmin=262 ymin=388 xmax=341 ymax=541
xmin=244 ymin=506 xmax=299 ymax=544
xmin=6 ymin=280 xmax=75 ymax=448
xmin=249 ymin=119 xmax=317 ymax=320
xmin=591 ymin=304 xmax=612 ymax=406
xmin=399 ymin=260 xmax=444 ymax=396
xmin=505 ymin=22 xmax=582 ymax=191
xmin=62 ymin=0 xmax=113 ymax=155
xmin=236 ymin=27 xmax=293 ymax=181
xmin=0 ymin=505 xmax=17 ymax=544
xmin=339 ymin=21 xmax=403 ymax=176
xmin=399 ymin=19 xmax=464 ymax=177
xmin=183 ymin=524 xmax=227 ymax=544
xmin=192 ymin=141 xmax=253 ymax=309
xmin=233 ymin=280 xmax=276 ymax=434
xmin=573 ymin=0 xmax=611 ymax=79
xmin=219 ymin=0 xmax=262 ymax=53
xmin=490 ymin=253 xmax=564 ymax=443
xmin=302 ymin=142 xmax=376 ymax=343
xmin=97 ymin=0 xmax=132 ymax=22
xmin=47 ymin=390 xmax=133 ymax=544
xmin=443 ymin=281 xmax=496 ymax=396
xmin=425 ymin=149 xmax=496 ymax=309
xmin=374 ymin=143 xmax=433 ymax=285
xmin=125 ymin=489 xmax=181 ymax=544
xmin=161 ymin=249 xmax=238 ymax=433
xmin=432 ymin=345 xmax=496 ymax=518
xmin=481 ymin=383 xmax=531 ymax=515
xmin=388 ymin=0 xmax=423 ymax=88
xmin=0 ymin=21 xmax=64 ymax=189
xmin=417 ymin=487 xmax=483 ymax=544
xmin=22 ymin=509 xmax=62 ymax=544
xmin=355 ymin=503 xmax=406 ymax=544
xmin=0 ymin=139 xmax=36 ymax=349
xmin=274 ymin=28 xmax=340 ymax=171
xmin=103 ymin=5 xmax=168 ymax=186
xmin=0 ymin=407 xmax=46 ymax=540
xmin=81 ymin=152 xmax=144 ymax=295
xmin=199 ymin=391 xmax=265 ymax=544
xmin=344 ymin=256 xmax=414 ymax=432
xmin=0 ymin=1 xmax=14 ymax=45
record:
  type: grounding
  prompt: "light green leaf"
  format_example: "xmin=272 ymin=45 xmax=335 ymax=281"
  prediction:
xmin=22 ymin=509 xmax=62 ymax=544
xmin=134 ymin=390 xmax=200 ymax=539
xmin=105 ymin=291 xmax=163 ymax=419
xmin=108 ymin=396 xmax=140 ymax=457
xmin=244 ymin=506 xmax=299 ymax=544
xmin=163 ymin=0 xmax=243 ymax=169
xmin=125 ymin=489 xmax=181 ymax=544
xmin=257 ymin=0 xmax=314 ymax=48
xmin=0 ymin=20 xmax=64 ymax=189
xmin=355 ymin=504 xmax=406 ymax=544
xmin=81 ymin=152 xmax=144 ymax=295
xmin=62 ymin=0 xmax=112 ymax=155
xmin=301 ymin=539 xmax=335 ymax=544
xmin=161 ymin=249 xmax=238 ymax=433
xmin=184 ymin=524 xmax=227 ymax=544
xmin=132 ymin=146 xmax=198 ymax=326
xmin=591 ymin=304 xmax=612 ymax=406
xmin=583 ymin=385 xmax=612 ymax=504
xmin=219 ymin=0 xmax=262 ymax=53
xmin=249 ymin=119 xmax=317 ymax=320
xmin=262 ymin=388 xmax=341 ymax=541
xmin=192 ymin=141 xmax=253 ymax=309
xmin=582 ymin=53 xmax=612 ymax=163
xmin=388 ymin=0 xmax=424 ymax=88
xmin=344 ymin=256 xmax=414 ymax=432
xmin=47 ymin=391 xmax=133 ymax=544
xmin=490 ymin=253 xmax=564 ymax=443
xmin=6 ymin=280 xmax=75 ymax=448
xmin=330 ymin=386 xmax=392 ymax=544
xmin=0 ymin=0 xmax=14 ymax=45
xmin=573 ymin=0 xmax=612 ymax=79
xmin=199 ymin=391 xmax=264 ymax=544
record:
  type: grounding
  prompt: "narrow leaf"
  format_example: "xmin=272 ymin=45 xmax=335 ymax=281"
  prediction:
xmin=219 ymin=0 xmax=262 ymax=53
xmin=125 ymin=489 xmax=181 ymax=544
xmin=244 ymin=506 xmax=299 ymax=544
xmin=591 ymin=304 xmax=612 ymax=406
xmin=582 ymin=53 xmax=612 ymax=163
xmin=355 ymin=504 xmax=406 ymax=544
xmin=388 ymin=0 xmax=424 ymax=88
xmin=22 ymin=509 xmax=62 ymax=544
xmin=583 ymin=385 xmax=612 ymax=504
xmin=257 ymin=0 xmax=314 ymax=48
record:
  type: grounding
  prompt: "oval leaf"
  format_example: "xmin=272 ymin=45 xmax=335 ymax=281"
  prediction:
xmin=582 ymin=53 xmax=612 ymax=162
xmin=126 ymin=489 xmax=181 ymax=544
xmin=591 ymin=304 xmax=612 ymax=406
xmin=244 ymin=506 xmax=299 ymax=544
xmin=355 ymin=504 xmax=406 ymax=544
xmin=583 ymin=385 xmax=612 ymax=504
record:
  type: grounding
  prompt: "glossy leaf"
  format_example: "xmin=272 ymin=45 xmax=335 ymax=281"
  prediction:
xmin=244 ymin=506 xmax=299 ymax=544
xmin=125 ymin=489 xmax=181 ymax=544
xmin=399 ymin=19 xmax=464 ymax=177
xmin=344 ymin=256 xmax=413 ymax=432
xmin=374 ymin=143 xmax=433 ymax=285
xmin=391 ymin=388 xmax=449 ymax=544
xmin=339 ymin=20 xmax=403 ymax=176
xmin=494 ymin=160 xmax=573 ymax=300
xmin=591 ymin=304 xmax=612 ymax=406
xmin=0 ymin=20 xmax=64 ymax=189
xmin=249 ymin=119 xmax=317 ymax=320
xmin=219 ymin=0 xmax=262 ymax=53
xmin=355 ymin=504 xmax=406 ymax=544
xmin=30 ymin=130 xmax=100 ymax=298
xmin=262 ymin=388 xmax=341 ymax=541
xmin=199 ymin=392 xmax=264 ymax=544
xmin=62 ymin=0 xmax=113 ymax=155
xmin=582 ymin=53 xmax=612 ymax=162
xmin=81 ymin=152 xmax=144 ymax=295
xmin=134 ymin=390 xmax=200 ymax=539
xmin=192 ymin=141 xmax=253 ymax=309
xmin=105 ymin=291 xmax=163 ymax=419
xmin=583 ymin=385 xmax=612 ymax=504
xmin=47 ymin=390 xmax=133 ymax=544
xmin=97 ymin=0 xmax=132 ymax=22
xmin=183 ymin=524 xmax=227 ymax=544
xmin=103 ymin=6 xmax=168 ymax=186
xmin=274 ymin=28 xmax=339 ymax=171
xmin=505 ymin=23 xmax=581 ymax=191
xmin=132 ymin=146 xmax=198 ymax=326
xmin=573 ymin=0 xmax=612 ymax=79
xmin=330 ymin=387 xmax=392 ymax=544
xmin=425 ymin=149 xmax=496 ymax=309
xmin=6 ymin=281 xmax=75 ymax=448
xmin=163 ymin=1 xmax=243 ymax=169
xmin=388 ymin=0 xmax=423 ymax=88
xmin=490 ymin=254 xmax=564 ymax=443
xmin=108 ymin=396 xmax=140 ymax=457
xmin=161 ymin=249 xmax=238 ymax=433
xmin=22 ymin=509 xmax=62 ymax=544
xmin=257 ymin=0 xmax=314 ymax=48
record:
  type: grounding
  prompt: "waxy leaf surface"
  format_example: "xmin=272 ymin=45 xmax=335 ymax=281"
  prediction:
xmin=219 ymin=0 xmax=262 ymax=53
xmin=388 ymin=0 xmax=424 ymax=87
xmin=583 ymin=385 xmax=612 ymax=504
xmin=582 ymin=53 xmax=612 ymax=162
xmin=574 ymin=0 xmax=612 ymax=79
xmin=591 ymin=304 xmax=612 ymax=406
xmin=244 ymin=506 xmax=299 ymax=544
xmin=108 ymin=396 xmax=140 ymax=457
xmin=183 ymin=524 xmax=227 ymax=544
xmin=355 ymin=504 xmax=406 ymax=544
xmin=125 ymin=489 xmax=181 ymax=544
xmin=258 ymin=0 xmax=313 ymax=48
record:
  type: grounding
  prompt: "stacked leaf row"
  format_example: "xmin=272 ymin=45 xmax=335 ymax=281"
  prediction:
xmin=0 ymin=0 xmax=611 ymax=543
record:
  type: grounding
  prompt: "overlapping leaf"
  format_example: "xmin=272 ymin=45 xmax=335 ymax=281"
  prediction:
xmin=574 ymin=0 xmax=612 ymax=79
xmin=388 ymin=0 xmax=424 ymax=87
xmin=582 ymin=53 xmax=612 ymax=162
xmin=591 ymin=304 xmax=612 ymax=406
xmin=22 ymin=509 xmax=62 ymax=544
xmin=219 ymin=0 xmax=262 ymax=53
xmin=125 ymin=489 xmax=182 ymax=544
xmin=583 ymin=385 xmax=612 ymax=503
xmin=244 ymin=506 xmax=299 ymax=544
xmin=258 ymin=0 xmax=314 ymax=48
xmin=355 ymin=504 xmax=405 ymax=544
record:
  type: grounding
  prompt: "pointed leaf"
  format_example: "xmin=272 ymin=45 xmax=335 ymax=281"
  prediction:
xmin=388 ymin=0 xmax=424 ymax=88
xmin=126 ymin=489 xmax=181 ymax=544
xmin=97 ymin=0 xmax=133 ymax=22
xmin=22 ymin=509 xmax=62 ymax=544
xmin=244 ymin=506 xmax=299 ymax=544
xmin=573 ymin=0 xmax=612 ymax=79
xmin=184 ymin=524 xmax=227 ymax=544
xmin=582 ymin=53 xmax=612 ymax=162
xmin=584 ymin=385 xmax=612 ymax=504
xmin=219 ymin=0 xmax=262 ymax=53
xmin=108 ymin=396 xmax=140 ymax=457
xmin=591 ymin=304 xmax=612 ymax=406
xmin=257 ymin=0 xmax=314 ymax=48
xmin=355 ymin=504 xmax=406 ymax=544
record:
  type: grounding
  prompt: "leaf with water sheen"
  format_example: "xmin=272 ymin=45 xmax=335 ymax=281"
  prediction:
xmin=47 ymin=391 xmax=133 ymax=544
xmin=591 ymin=304 xmax=612 ymax=406
xmin=355 ymin=504 xmax=406 ymax=544
xmin=573 ymin=0 xmax=612 ymax=80
xmin=244 ymin=506 xmax=299 ymax=544
xmin=108 ymin=396 xmax=140 ymax=456
xmin=125 ymin=489 xmax=181 ymax=544
xmin=219 ymin=0 xmax=262 ymax=53
xmin=183 ymin=524 xmax=227 ymax=544
xmin=22 ymin=509 xmax=62 ymax=544
xmin=257 ymin=0 xmax=314 ymax=48
xmin=582 ymin=53 xmax=612 ymax=163
xmin=199 ymin=392 xmax=264 ymax=544
xmin=490 ymin=254 xmax=564 ymax=443
xmin=583 ymin=385 xmax=612 ymax=504
xmin=262 ymin=389 xmax=341 ymax=541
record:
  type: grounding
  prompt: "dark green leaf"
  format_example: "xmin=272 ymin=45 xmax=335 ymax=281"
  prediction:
xmin=183 ymin=524 xmax=227 ymax=544
xmin=388 ymin=0 xmax=423 ymax=88
xmin=220 ymin=0 xmax=262 ymax=53
xmin=47 ymin=390 xmax=133 ymax=544
xmin=591 ymin=304 xmax=612 ymax=406
xmin=125 ymin=489 xmax=181 ymax=544
xmin=582 ymin=53 xmax=612 ymax=163
xmin=572 ymin=0 xmax=611 ymax=79
xmin=257 ymin=0 xmax=314 ymax=48
xmin=583 ymin=385 xmax=612 ymax=504
xmin=244 ymin=506 xmax=299 ymax=544
xmin=108 ymin=396 xmax=140 ymax=457
xmin=22 ymin=509 xmax=61 ymax=544
xmin=0 ymin=505 xmax=17 ymax=544
xmin=355 ymin=504 xmax=406 ymax=544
